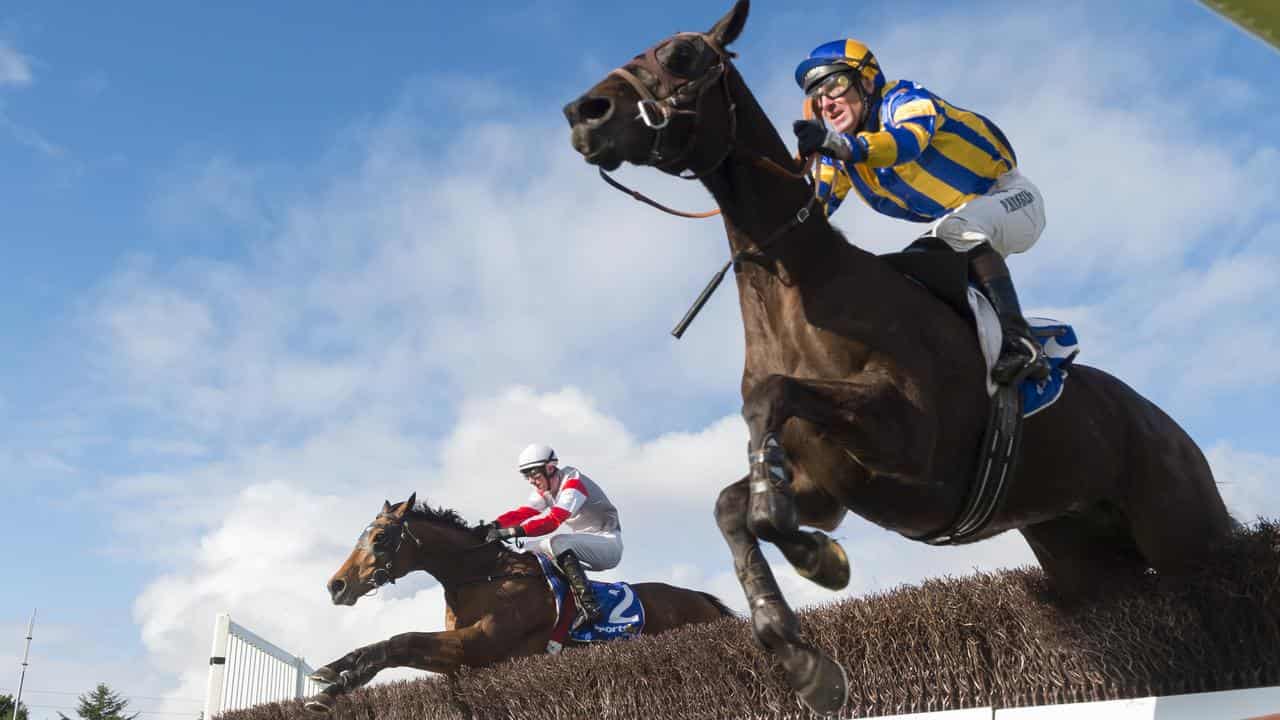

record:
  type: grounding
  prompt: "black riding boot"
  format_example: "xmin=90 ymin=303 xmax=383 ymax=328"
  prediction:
xmin=968 ymin=243 xmax=1050 ymax=385
xmin=556 ymin=549 xmax=603 ymax=627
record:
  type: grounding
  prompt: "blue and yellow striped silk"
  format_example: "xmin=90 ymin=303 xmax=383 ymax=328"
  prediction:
xmin=814 ymin=80 xmax=1017 ymax=221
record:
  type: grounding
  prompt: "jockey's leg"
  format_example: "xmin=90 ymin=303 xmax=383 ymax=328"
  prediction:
xmin=715 ymin=476 xmax=848 ymax=715
xmin=555 ymin=549 xmax=603 ymax=626
xmin=546 ymin=533 xmax=620 ymax=627
xmin=969 ymin=243 xmax=1050 ymax=384
xmin=929 ymin=169 xmax=1049 ymax=385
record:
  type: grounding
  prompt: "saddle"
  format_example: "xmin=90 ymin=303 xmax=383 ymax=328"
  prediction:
xmin=534 ymin=555 xmax=646 ymax=653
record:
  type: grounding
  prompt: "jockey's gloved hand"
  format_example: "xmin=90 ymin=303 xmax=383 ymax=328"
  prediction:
xmin=792 ymin=120 xmax=865 ymax=163
xmin=485 ymin=525 xmax=525 ymax=543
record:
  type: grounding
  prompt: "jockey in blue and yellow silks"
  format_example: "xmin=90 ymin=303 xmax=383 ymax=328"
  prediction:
xmin=793 ymin=39 xmax=1050 ymax=385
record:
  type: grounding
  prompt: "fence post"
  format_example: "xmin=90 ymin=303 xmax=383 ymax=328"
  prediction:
xmin=203 ymin=613 xmax=232 ymax=720
xmin=294 ymin=656 xmax=307 ymax=699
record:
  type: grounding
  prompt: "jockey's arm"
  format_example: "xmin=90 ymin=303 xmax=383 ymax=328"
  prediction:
xmin=852 ymin=93 xmax=939 ymax=168
xmin=815 ymin=158 xmax=850 ymax=217
xmin=517 ymin=473 xmax=589 ymax=537
xmin=495 ymin=506 xmax=539 ymax=528
xmin=496 ymin=488 xmax=549 ymax=528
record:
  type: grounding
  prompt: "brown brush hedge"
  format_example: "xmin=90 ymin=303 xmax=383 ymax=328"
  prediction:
xmin=219 ymin=521 xmax=1280 ymax=719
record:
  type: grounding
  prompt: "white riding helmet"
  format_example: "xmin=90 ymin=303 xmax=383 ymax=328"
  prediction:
xmin=517 ymin=443 xmax=557 ymax=473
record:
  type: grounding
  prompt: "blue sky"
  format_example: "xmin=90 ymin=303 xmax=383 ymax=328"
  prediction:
xmin=2 ymin=1 xmax=1278 ymax=717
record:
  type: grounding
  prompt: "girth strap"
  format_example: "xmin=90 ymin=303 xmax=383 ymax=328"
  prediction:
xmin=917 ymin=382 xmax=1022 ymax=545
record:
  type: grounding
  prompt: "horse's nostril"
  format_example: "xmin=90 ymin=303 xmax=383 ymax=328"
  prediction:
xmin=328 ymin=579 xmax=345 ymax=597
xmin=579 ymin=97 xmax=614 ymax=124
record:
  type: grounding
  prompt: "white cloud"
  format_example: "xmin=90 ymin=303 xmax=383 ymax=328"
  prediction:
xmin=0 ymin=42 xmax=32 ymax=88
xmin=99 ymin=271 xmax=217 ymax=375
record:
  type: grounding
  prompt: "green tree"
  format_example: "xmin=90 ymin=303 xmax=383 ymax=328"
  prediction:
xmin=56 ymin=684 xmax=137 ymax=720
xmin=0 ymin=693 xmax=31 ymax=720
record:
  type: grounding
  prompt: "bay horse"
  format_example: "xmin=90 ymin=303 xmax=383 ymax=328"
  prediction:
xmin=562 ymin=0 xmax=1235 ymax=714
xmin=303 ymin=493 xmax=733 ymax=713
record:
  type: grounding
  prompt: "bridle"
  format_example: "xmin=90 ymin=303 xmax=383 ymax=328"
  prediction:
xmin=592 ymin=32 xmax=831 ymax=337
xmin=363 ymin=513 xmax=425 ymax=589
xmin=607 ymin=31 xmax=738 ymax=184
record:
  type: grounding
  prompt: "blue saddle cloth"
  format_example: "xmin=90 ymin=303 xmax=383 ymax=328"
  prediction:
xmin=536 ymin=554 xmax=645 ymax=643
xmin=1023 ymin=318 xmax=1078 ymax=418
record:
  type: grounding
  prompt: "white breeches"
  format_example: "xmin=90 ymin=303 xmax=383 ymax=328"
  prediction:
xmin=530 ymin=531 xmax=623 ymax=571
xmin=925 ymin=169 xmax=1047 ymax=258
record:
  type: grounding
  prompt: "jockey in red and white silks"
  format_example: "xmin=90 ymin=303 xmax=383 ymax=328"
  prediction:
xmin=491 ymin=444 xmax=623 ymax=572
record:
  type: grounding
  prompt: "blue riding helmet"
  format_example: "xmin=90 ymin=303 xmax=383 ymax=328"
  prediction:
xmin=794 ymin=39 xmax=885 ymax=96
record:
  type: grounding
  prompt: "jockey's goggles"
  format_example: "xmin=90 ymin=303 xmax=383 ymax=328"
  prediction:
xmin=521 ymin=466 xmax=547 ymax=478
xmin=806 ymin=70 xmax=857 ymax=100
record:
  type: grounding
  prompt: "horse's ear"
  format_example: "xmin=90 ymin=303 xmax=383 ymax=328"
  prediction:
xmin=381 ymin=499 xmax=392 ymax=513
xmin=401 ymin=492 xmax=417 ymax=515
xmin=708 ymin=0 xmax=749 ymax=49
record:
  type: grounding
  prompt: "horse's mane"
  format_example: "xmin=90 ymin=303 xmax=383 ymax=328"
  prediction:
xmin=402 ymin=500 xmax=490 ymax=539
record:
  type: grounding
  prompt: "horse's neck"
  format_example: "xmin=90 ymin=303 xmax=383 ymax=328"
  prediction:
xmin=701 ymin=72 xmax=885 ymax=356
xmin=409 ymin=522 xmax=503 ymax=587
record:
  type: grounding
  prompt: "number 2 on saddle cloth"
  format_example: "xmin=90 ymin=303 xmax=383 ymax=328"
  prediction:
xmin=534 ymin=554 xmax=645 ymax=653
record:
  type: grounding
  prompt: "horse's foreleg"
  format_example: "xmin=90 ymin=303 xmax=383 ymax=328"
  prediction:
xmin=742 ymin=374 xmax=923 ymax=587
xmin=773 ymin=529 xmax=851 ymax=591
xmin=304 ymin=625 xmax=497 ymax=712
xmin=715 ymin=477 xmax=847 ymax=716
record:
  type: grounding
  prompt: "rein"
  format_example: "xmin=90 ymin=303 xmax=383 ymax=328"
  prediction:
xmin=597 ymin=168 xmax=721 ymax=219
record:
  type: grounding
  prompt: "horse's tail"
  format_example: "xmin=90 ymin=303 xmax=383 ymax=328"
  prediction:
xmin=698 ymin=591 xmax=738 ymax=618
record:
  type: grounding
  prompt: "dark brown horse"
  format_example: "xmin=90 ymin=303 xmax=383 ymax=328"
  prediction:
xmin=563 ymin=1 xmax=1235 ymax=714
xmin=303 ymin=494 xmax=733 ymax=713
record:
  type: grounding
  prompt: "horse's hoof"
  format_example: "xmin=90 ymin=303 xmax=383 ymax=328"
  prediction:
xmin=797 ymin=532 xmax=850 ymax=590
xmin=782 ymin=644 xmax=848 ymax=716
xmin=303 ymin=695 xmax=336 ymax=714
xmin=308 ymin=667 xmax=339 ymax=685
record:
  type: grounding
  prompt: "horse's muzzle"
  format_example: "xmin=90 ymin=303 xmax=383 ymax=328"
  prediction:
xmin=565 ymin=95 xmax=623 ymax=170
xmin=328 ymin=578 xmax=359 ymax=606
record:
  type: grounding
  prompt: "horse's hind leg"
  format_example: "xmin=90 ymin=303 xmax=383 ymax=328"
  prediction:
xmin=1125 ymin=433 xmax=1236 ymax=577
xmin=715 ymin=477 xmax=848 ymax=715
xmin=1019 ymin=513 xmax=1149 ymax=601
